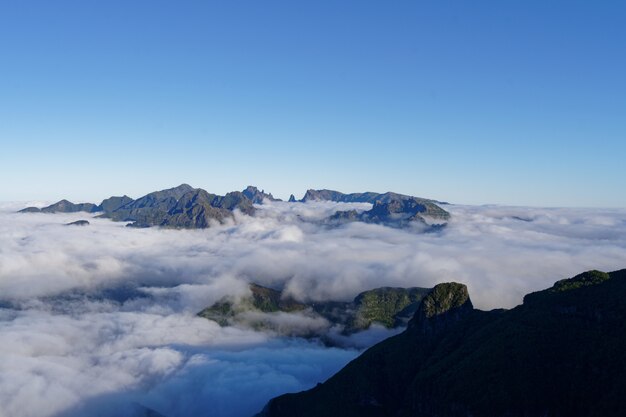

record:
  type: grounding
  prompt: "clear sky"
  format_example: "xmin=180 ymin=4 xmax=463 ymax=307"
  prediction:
xmin=1 ymin=1 xmax=624 ymax=206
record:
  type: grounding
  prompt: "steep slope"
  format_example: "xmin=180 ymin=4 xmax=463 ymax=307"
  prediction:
xmin=260 ymin=269 xmax=626 ymax=417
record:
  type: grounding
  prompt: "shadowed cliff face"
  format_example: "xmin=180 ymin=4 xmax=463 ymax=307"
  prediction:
xmin=260 ymin=269 xmax=626 ymax=417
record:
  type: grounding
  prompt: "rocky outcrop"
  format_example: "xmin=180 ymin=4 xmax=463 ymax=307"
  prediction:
xmin=242 ymin=186 xmax=280 ymax=204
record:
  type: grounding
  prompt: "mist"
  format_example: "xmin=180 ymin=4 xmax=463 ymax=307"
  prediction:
xmin=1 ymin=201 xmax=625 ymax=417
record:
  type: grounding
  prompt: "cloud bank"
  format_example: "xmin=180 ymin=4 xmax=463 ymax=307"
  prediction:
xmin=1 ymin=201 xmax=625 ymax=417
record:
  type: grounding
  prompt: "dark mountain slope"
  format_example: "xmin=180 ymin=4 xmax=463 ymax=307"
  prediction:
xmin=260 ymin=269 xmax=626 ymax=417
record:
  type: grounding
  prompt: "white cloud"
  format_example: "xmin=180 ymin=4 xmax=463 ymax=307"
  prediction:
xmin=0 ymin=201 xmax=625 ymax=417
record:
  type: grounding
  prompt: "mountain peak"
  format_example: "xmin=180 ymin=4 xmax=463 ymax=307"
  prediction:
xmin=242 ymin=185 xmax=279 ymax=204
xmin=171 ymin=183 xmax=195 ymax=193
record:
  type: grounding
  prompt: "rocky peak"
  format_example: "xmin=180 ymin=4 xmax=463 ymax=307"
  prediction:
xmin=409 ymin=282 xmax=473 ymax=333
xmin=301 ymin=189 xmax=320 ymax=201
xmin=288 ymin=194 xmax=297 ymax=203
xmin=242 ymin=185 xmax=279 ymax=204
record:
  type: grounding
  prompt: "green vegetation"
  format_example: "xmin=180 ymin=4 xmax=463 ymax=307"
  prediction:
xmin=198 ymin=283 xmax=430 ymax=334
xmin=351 ymin=287 xmax=428 ymax=329
xmin=551 ymin=269 xmax=610 ymax=292
xmin=415 ymin=282 xmax=472 ymax=319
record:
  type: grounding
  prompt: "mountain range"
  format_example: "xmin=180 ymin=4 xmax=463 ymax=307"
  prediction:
xmin=258 ymin=269 xmax=626 ymax=417
xmin=19 ymin=184 xmax=450 ymax=229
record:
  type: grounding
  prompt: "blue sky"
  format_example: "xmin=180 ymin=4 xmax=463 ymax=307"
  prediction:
xmin=1 ymin=1 xmax=624 ymax=206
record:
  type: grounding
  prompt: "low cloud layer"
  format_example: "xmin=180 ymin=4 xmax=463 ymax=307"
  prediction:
xmin=1 ymin=201 xmax=625 ymax=417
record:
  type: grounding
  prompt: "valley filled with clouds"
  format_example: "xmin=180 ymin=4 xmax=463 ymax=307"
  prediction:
xmin=1 ymin=201 xmax=625 ymax=417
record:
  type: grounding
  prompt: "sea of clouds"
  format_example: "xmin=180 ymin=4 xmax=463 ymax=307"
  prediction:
xmin=1 ymin=200 xmax=625 ymax=417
